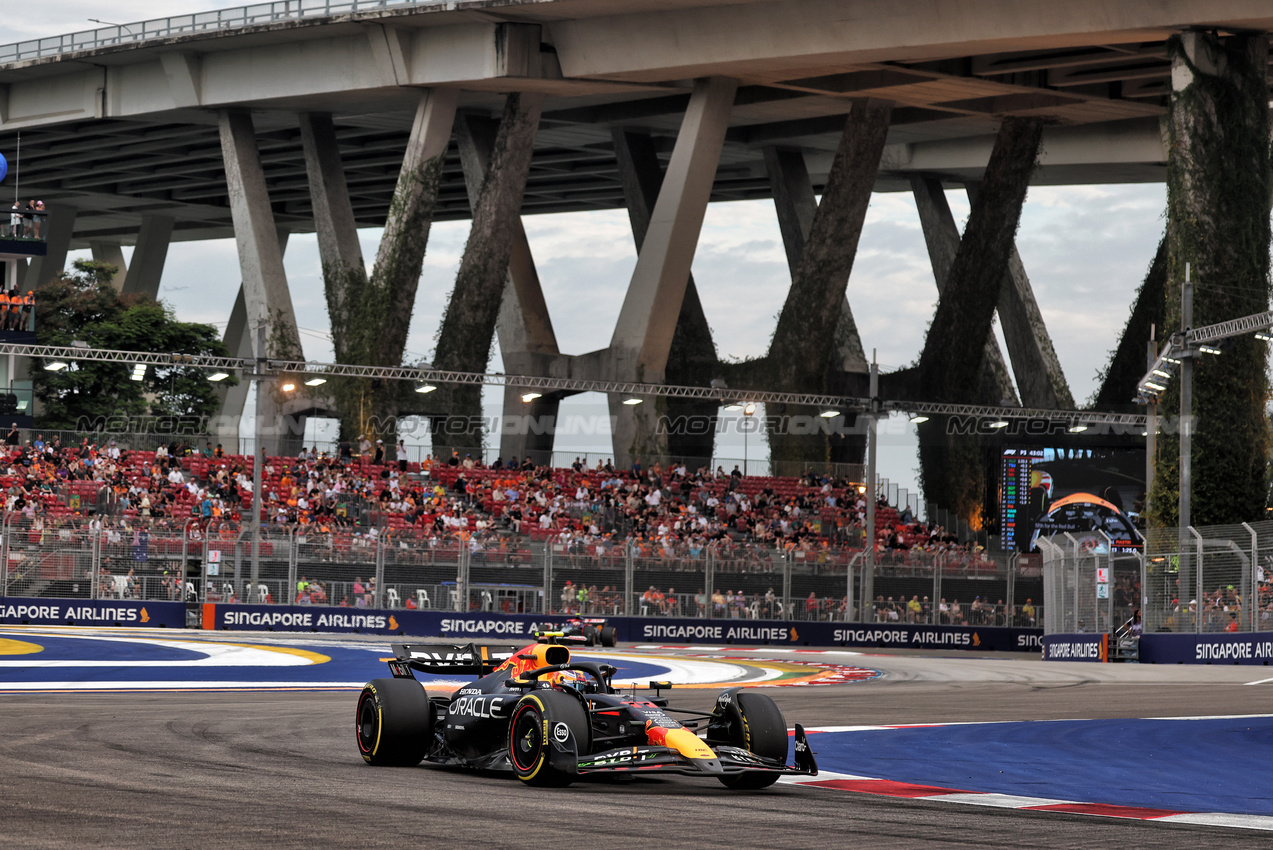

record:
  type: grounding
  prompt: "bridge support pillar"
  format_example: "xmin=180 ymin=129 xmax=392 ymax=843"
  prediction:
xmin=765 ymin=144 xmax=872 ymax=468
xmin=607 ymin=76 xmax=736 ymax=468
xmin=1148 ymin=32 xmax=1272 ymax=527
xmin=965 ymin=183 xmax=1072 ymax=409
xmin=219 ymin=109 xmax=304 ymax=456
xmin=306 ymin=90 xmax=458 ymax=444
xmin=614 ymin=129 xmax=719 ymax=469
xmin=764 ymin=99 xmax=892 ymax=472
xmin=431 ymin=92 xmax=544 ymax=461
xmin=915 ymin=118 xmax=1043 ymax=524
xmin=910 ymin=175 xmax=1017 ymax=406
xmin=121 ymin=214 xmax=174 ymax=299
xmin=1094 ymin=235 xmax=1167 ymax=408
xmin=455 ymin=111 xmax=562 ymax=468
xmin=27 ymin=205 xmax=76 ymax=289
xmin=90 ymin=242 xmax=127 ymax=290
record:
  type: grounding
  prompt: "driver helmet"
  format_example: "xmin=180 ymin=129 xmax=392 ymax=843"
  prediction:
xmin=553 ymin=669 xmax=589 ymax=693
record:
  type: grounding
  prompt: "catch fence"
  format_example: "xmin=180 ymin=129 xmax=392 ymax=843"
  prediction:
xmin=1 ymin=517 xmax=1043 ymax=627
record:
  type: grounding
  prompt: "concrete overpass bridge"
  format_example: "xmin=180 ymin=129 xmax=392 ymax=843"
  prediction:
xmin=0 ymin=1 xmax=1269 ymax=493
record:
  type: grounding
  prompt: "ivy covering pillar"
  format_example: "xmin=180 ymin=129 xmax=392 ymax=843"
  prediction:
xmin=764 ymin=99 xmax=892 ymax=471
xmin=431 ymin=92 xmax=545 ymax=460
xmin=304 ymin=89 xmax=458 ymax=443
xmin=915 ymin=117 xmax=1043 ymax=525
xmin=1147 ymin=32 xmax=1271 ymax=527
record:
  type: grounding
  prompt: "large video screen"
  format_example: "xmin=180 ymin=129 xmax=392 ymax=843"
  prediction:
xmin=1000 ymin=447 xmax=1145 ymax=553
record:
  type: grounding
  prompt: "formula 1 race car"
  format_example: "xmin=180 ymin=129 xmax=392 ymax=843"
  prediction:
xmin=355 ymin=640 xmax=818 ymax=788
xmin=532 ymin=617 xmax=617 ymax=648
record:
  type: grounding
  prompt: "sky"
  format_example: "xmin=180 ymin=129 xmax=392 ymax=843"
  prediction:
xmin=13 ymin=4 xmax=1173 ymax=509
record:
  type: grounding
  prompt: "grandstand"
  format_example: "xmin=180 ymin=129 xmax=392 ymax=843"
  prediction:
xmin=0 ymin=436 xmax=1045 ymax=626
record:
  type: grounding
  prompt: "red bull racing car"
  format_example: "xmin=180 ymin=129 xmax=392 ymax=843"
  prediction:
xmin=355 ymin=640 xmax=818 ymax=788
xmin=532 ymin=617 xmax=617 ymax=648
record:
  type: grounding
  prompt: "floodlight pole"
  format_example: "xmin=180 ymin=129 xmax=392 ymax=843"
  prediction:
xmin=1145 ymin=329 xmax=1156 ymax=500
xmin=863 ymin=351 xmax=878 ymax=614
xmin=1178 ymin=263 xmax=1193 ymax=604
xmin=250 ymin=322 xmax=265 ymax=598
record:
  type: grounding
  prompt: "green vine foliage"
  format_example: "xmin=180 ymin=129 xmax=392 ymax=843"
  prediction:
xmin=915 ymin=117 xmax=1043 ymax=524
xmin=323 ymin=151 xmax=446 ymax=443
xmin=1147 ymin=32 xmax=1272 ymax=528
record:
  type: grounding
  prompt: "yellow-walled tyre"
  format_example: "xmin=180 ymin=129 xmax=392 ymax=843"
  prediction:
xmin=507 ymin=690 xmax=590 ymax=786
xmin=716 ymin=691 xmax=787 ymax=789
xmin=356 ymin=678 xmax=432 ymax=766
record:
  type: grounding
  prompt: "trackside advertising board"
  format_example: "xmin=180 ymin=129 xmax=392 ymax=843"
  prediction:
xmin=1138 ymin=632 xmax=1273 ymax=665
xmin=0 ymin=596 xmax=185 ymax=628
xmin=201 ymin=603 xmax=1043 ymax=651
xmin=1041 ymin=633 xmax=1108 ymax=662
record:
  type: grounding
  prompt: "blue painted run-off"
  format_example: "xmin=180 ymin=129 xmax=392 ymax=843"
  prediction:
xmin=812 ymin=717 xmax=1273 ymax=815
xmin=0 ymin=635 xmax=667 ymax=688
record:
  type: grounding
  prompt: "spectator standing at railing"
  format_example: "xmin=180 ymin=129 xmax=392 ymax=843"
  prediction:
xmin=8 ymin=202 xmax=20 ymax=238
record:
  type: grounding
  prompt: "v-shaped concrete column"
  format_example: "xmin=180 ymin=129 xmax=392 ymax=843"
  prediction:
xmin=219 ymin=110 xmax=304 ymax=455
xmin=965 ymin=182 xmax=1072 ymax=409
xmin=765 ymin=146 xmax=869 ymax=375
xmin=915 ymin=118 xmax=1044 ymax=521
xmin=910 ymin=175 xmax=1018 ymax=406
xmin=614 ymin=129 xmax=720 ymax=468
xmin=762 ymin=100 xmax=892 ymax=470
xmin=432 ymin=92 xmax=545 ymax=460
xmin=455 ymin=110 xmax=562 ymax=467
xmin=606 ymin=77 xmax=737 ymax=466
xmin=302 ymin=89 xmax=457 ymax=442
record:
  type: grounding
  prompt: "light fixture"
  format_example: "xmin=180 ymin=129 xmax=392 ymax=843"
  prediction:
xmin=521 ymin=392 xmax=542 ymax=402
xmin=622 ymin=397 xmax=643 ymax=406
xmin=415 ymin=384 xmax=437 ymax=394
xmin=743 ymin=403 xmax=756 ymax=416
xmin=1144 ymin=381 xmax=1166 ymax=392
xmin=280 ymin=381 xmax=297 ymax=393
xmin=909 ymin=414 xmax=929 ymax=424
xmin=1152 ymin=369 xmax=1171 ymax=379
xmin=723 ymin=403 xmax=743 ymax=411
xmin=1068 ymin=424 xmax=1089 ymax=433
xmin=207 ymin=371 xmax=230 ymax=382
xmin=1198 ymin=344 xmax=1222 ymax=355
xmin=819 ymin=410 xmax=839 ymax=418
xmin=1256 ymin=332 xmax=1273 ymax=342
xmin=1164 ymin=356 xmax=1181 ymax=364
xmin=304 ymin=377 xmax=327 ymax=387
xmin=988 ymin=420 xmax=1009 ymax=429
xmin=45 ymin=361 xmax=68 ymax=371
xmin=130 ymin=364 xmax=146 ymax=381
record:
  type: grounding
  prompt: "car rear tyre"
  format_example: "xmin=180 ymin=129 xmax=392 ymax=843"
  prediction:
xmin=715 ymin=691 xmax=787 ymax=789
xmin=508 ymin=690 xmax=591 ymax=786
xmin=356 ymin=678 xmax=432 ymax=766
xmin=599 ymin=626 xmax=617 ymax=647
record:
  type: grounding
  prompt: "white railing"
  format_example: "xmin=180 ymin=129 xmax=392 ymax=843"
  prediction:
xmin=0 ymin=0 xmax=446 ymax=65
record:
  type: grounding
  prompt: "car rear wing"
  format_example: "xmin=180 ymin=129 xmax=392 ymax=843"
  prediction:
xmin=391 ymin=643 xmax=522 ymax=676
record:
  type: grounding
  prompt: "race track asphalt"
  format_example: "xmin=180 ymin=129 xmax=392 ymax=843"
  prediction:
xmin=3 ymin=645 xmax=1271 ymax=849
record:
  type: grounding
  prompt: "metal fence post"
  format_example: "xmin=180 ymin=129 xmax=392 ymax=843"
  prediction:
xmin=623 ymin=543 xmax=634 ymax=618
xmin=1006 ymin=552 xmax=1016 ymax=628
xmin=1 ymin=513 xmax=9 ymax=595
xmin=373 ymin=535 xmax=386 ymax=610
xmin=1242 ymin=521 xmax=1258 ymax=632
xmin=541 ymin=541 xmax=552 ymax=616
xmin=1188 ymin=526 xmax=1203 ymax=634
xmin=781 ymin=551 xmax=791 ymax=621
xmin=704 ymin=547 xmax=715 ymax=621
xmin=287 ymin=527 xmax=299 ymax=606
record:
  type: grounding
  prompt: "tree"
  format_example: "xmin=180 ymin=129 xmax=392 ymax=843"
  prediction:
xmin=33 ymin=260 xmax=236 ymax=430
